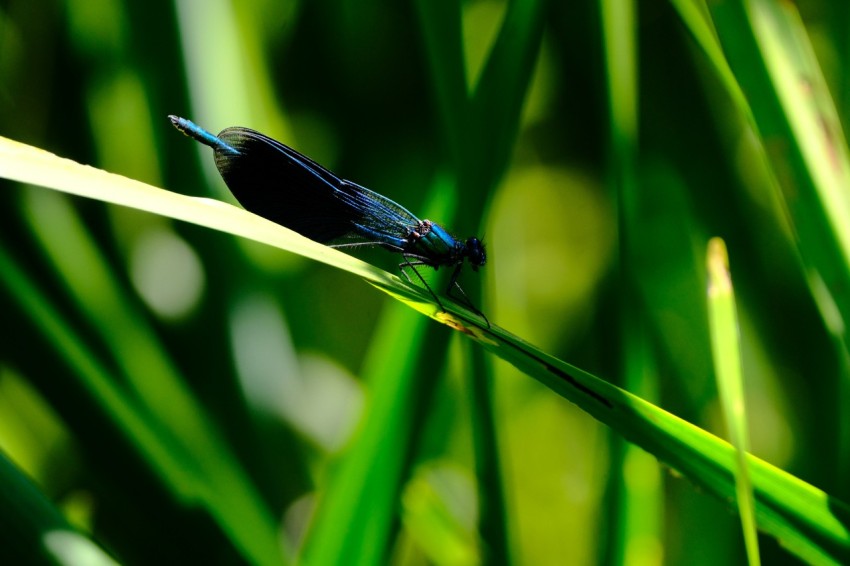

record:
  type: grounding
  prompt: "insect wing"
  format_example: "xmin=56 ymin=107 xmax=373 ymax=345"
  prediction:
xmin=337 ymin=180 xmax=424 ymax=244
xmin=213 ymin=127 xmax=355 ymax=243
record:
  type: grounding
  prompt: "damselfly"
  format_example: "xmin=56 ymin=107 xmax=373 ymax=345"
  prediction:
xmin=169 ymin=116 xmax=488 ymax=326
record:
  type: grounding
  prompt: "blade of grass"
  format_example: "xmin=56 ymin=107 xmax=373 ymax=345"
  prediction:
xmin=413 ymin=0 xmax=468 ymax=170
xmin=707 ymin=238 xmax=761 ymax=565
xmin=475 ymin=326 xmax=849 ymax=565
xmin=0 ymin=450 xmax=118 ymax=565
xmin=298 ymin=175 xmax=457 ymax=566
xmin=685 ymin=0 xmax=850 ymax=354
xmin=417 ymin=3 xmax=549 ymax=561
xmin=673 ymin=0 xmax=850 ymax=505
xmin=299 ymin=308 xmax=447 ymax=566
xmin=0 ymin=136 xmax=414 ymax=305
xmin=20 ymin=188 xmax=288 ymax=563
xmin=668 ymin=0 xmax=752 ymax=119
xmin=467 ymin=0 xmax=548 ymax=197
xmin=2 ymin=137 xmax=849 ymax=563
xmin=600 ymin=0 xmax=664 ymax=563
xmin=465 ymin=343 xmax=509 ymax=564
xmin=0 ymin=235 xmax=285 ymax=565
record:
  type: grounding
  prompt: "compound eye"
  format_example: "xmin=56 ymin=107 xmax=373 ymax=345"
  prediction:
xmin=466 ymin=237 xmax=486 ymax=267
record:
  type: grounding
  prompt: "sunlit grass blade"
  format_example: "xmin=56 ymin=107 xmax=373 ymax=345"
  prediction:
xmin=676 ymin=0 xmax=850 ymax=505
xmin=480 ymin=328 xmax=849 ymax=564
xmin=668 ymin=0 xmax=752 ymax=117
xmin=684 ymin=0 xmax=850 ymax=353
xmin=707 ymin=238 xmax=760 ymax=565
xmin=0 ymin=136 xmax=416 ymax=305
xmin=3 ymin=137 xmax=849 ymax=563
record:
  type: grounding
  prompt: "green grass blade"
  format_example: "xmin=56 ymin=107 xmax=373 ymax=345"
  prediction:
xmin=299 ymin=308 xmax=444 ymax=566
xmin=668 ymin=0 xmax=752 ymax=119
xmin=0 ymin=450 xmax=118 ymax=565
xmin=707 ymin=238 xmax=761 ymax=565
xmin=689 ymin=0 xmax=850 ymax=352
xmin=467 ymin=0 xmax=547 ymax=195
xmin=299 ymin=178 xmax=458 ymax=566
xmin=416 ymin=4 xmax=549 ymax=560
xmin=3 ymin=136 xmax=849 ymax=563
xmin=0 ymin=236 xmax=285 ymax=565
xmin=601 ymin=0 xmax=664 ymax=562
xmin=414 ymin=0 xmax=468 ymax=168
xmin=478 ymin=327 xmax=849 ymax=564
xmin=465 ymin=343 xmax=509 ymax=565
xmin=0 ymin=135 xmax=412 ymax=308
xmin=673 ymin=0 xmax=850 ymax=512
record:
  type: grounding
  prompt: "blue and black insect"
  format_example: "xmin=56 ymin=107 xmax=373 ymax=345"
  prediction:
xmin=169 ymin=116 xmax=488 ymax=326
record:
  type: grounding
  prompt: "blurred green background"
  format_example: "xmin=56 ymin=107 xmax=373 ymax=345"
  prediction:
xmin=1 ymin=0 xmax=849 ymax=564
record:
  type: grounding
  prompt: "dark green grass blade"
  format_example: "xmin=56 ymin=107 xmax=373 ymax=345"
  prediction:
xmin=675 ymin=0 xmax=850 ymax=355
xmin=0 ymin=450 xmax=118 ymax=565
xmin=467 ymin=0 xmax=548 ymax=195
xmin=0 ymin=236 xmax=286 ymax=565
xmin=600 ymin=0 xmax=664 ymax=561
xmin=413 ymin=0 xmax=467 ymax=168
xmin=672 ymin=0 xmax=850 ymax=523
xmin=299 ymin=308 xmax=445 ymax=566
xmin=416 ymin=3 xmax=548 ymax=561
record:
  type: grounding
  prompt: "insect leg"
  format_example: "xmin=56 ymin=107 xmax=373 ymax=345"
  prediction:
xmin=446 ymin=264 xmax=490 ymax=328
xmin=400 ymin=255 xmax=446 ymax=311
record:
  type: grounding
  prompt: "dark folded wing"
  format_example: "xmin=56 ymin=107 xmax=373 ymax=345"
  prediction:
xmin=214 ymin=127 xmax=423 ymax=246
xmin=214 ymin=127 xmax=356 ymax=243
